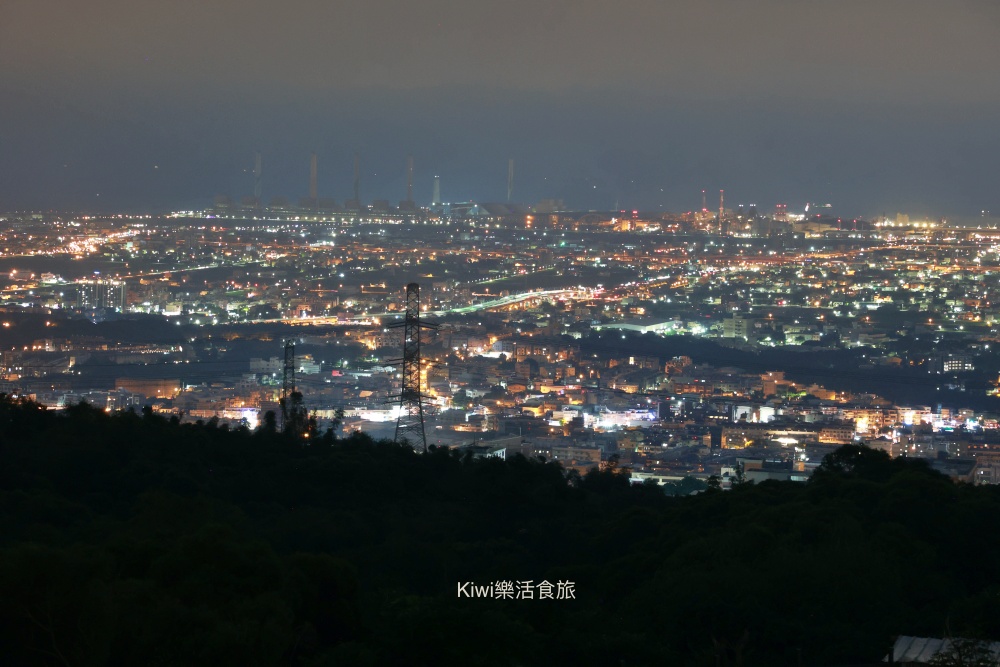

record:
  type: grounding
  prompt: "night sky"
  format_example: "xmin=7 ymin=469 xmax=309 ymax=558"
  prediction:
xmin=2 ymin=0 xmax=999 ymax=218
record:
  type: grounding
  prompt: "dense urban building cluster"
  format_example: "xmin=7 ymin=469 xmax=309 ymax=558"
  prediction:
xmin=3 ymin=202 xmax=1000 ymax=489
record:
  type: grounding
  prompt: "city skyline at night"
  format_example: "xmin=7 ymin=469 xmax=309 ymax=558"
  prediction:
xmin=2 ymin=1 xmax=999 ymax=216
xmin=5 ymin=2 xmax=1000 ymax=665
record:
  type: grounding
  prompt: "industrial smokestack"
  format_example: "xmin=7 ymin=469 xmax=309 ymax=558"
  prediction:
xmin=254 ymin=152 xmax=262 ymax=209
xmin=432 ymin=175 xmax=441 ymax=206
xmin=719 ymin=189 xmax=726 ymax=234
xmin=507 ymin=159 xmax=514 ymax=202
xmin=353 ymin=152 xmax=361 ymax=205
xmin=407 ymin=155 xmax=414 ymax=202
xmin=309 ymin=152 xmax=318 ymax=202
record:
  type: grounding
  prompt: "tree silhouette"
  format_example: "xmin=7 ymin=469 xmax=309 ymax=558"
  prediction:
xmin=930 ymin=638 xmax=1000 ymax=667
xmin=0 ymin=396 xmax=999 ymax=667
xmin=279 ymin=391 xmax=310 ymax=440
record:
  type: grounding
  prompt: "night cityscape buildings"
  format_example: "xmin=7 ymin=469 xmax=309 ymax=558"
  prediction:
xmin=2 ymin=197 xmax=1000 ymax=486
xmin=4 ymin=1 xmax=1000 ymax=664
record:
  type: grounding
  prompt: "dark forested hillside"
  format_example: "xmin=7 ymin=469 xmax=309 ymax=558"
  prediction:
xmin=2 ymin=396 xmax=999 ymax=666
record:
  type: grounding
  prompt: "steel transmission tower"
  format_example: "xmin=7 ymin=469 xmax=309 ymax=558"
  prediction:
xmin=281 ymin=339 xmax=296 ymax=430
xmin=390 ymin=283 xmax=437 ymax=451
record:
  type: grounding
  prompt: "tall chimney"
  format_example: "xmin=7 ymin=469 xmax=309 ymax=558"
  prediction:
xmin=507 ymin=159 xmax=514 ymax=202
xmin=353 ymin=152 xmax=361 ymax=205
xmin=407 ymin=155 xmax=414 ymax=202
xmin=309 ymin=152 xmax=318 ymax=201
xmin=254 ymin=152 xmax=262 ymax=209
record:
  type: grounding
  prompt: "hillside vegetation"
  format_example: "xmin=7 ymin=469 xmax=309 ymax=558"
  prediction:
xmin=1 ymin=397 xmax=999 ymax=666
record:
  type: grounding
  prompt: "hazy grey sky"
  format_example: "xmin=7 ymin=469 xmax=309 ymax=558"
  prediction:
xmin=2 ymin=0 xmax=998 ymax=215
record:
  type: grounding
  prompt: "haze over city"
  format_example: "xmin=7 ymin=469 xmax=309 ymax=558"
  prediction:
xmin=3 ymin=0 xmax=1000 ymax=216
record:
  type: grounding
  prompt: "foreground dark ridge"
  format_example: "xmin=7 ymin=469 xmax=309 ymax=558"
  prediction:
xmin=1 ymin=397 xmax=999 ymax=666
